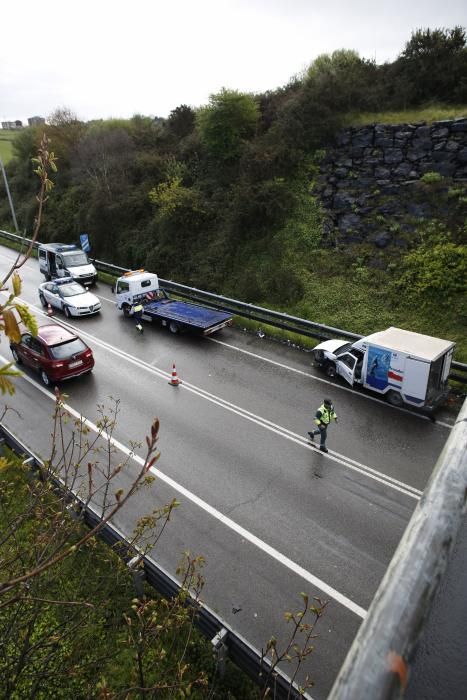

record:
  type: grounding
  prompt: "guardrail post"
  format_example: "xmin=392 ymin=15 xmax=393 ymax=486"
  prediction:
xmin=127 ymin=555 xmax=146 ymax=598
xmin=65 ymin=502 xmax=83 ymax=522
xmin=211 ymin=627 xmax=228 ymax=677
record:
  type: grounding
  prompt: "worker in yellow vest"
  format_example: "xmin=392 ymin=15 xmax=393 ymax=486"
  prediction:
xmin=308 ymin=399 xmax=338 ymax=453
xmin=131 ymin=302 xmax=144 ymax=333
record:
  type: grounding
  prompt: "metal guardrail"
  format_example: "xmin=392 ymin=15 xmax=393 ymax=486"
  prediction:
xmin=0 ymin=422 xmax=310 ymax=700
xmin=2 ymin=229 xmax=467 ymax=698
xmin=328 ymin=396 xmax=467 ymax=700
xmin=1 ymin=228 xmax=466 ymax=384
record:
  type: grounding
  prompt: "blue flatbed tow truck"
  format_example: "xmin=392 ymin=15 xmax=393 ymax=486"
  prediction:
xmin=114 ymin=270 xmax=232 ymax=335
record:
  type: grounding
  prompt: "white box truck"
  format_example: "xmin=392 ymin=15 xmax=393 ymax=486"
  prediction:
xmin=313 ymin=327 xmax=455 ymax=410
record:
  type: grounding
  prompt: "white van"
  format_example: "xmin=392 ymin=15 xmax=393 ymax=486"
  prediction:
xmin=38 ymin=243 xmax=97 ymax=286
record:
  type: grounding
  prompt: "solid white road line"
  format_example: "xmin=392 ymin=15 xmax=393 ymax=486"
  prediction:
xmin=4 ymin=362 xmax=368 ymax=620
xmin=209 ymin=337 xmax=455 ymax=430
xmin=16 ymin=300 xmax=424 ymax=501
xmin=0 ymin=248 xmax=454 ymax=430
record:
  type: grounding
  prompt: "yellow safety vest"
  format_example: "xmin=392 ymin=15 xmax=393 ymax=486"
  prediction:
xmin=314 ymin=404 xmax=337 ymax=426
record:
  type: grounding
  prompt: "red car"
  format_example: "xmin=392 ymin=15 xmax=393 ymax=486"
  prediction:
xmin=10 ymin=323 xmax=94 ymax=386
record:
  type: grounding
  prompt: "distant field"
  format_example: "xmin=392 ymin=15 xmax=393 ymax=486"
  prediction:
xmin=0 ymin=130 xmax=17 ymax=164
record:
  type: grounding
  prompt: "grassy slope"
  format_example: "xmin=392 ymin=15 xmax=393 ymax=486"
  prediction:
xmin=345 ymin=104 xmax=467 ymax=127
xmin=0 ymin=129 xmax=17 ymax=163
xmin=227 ymin=102 xmax=467 ymax=362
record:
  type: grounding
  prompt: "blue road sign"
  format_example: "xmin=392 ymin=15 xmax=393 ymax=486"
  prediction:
xmin=80 ymin=233 xmax=90 ymax=253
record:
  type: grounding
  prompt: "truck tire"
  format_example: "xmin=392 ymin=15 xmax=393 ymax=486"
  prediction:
xmin=325 ymin=362 xmax=337 ymax=378
xmin=122 ymin=304 xmax=131 ymax=318
xmin=169 ymin=321 xmax=180 ymax=334
xmin=386 ymin=390 xmax=404 ymax=407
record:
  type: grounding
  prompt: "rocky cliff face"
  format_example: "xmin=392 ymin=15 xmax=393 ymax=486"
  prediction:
xmin=315 ymin=118 xmax=467 ymax=247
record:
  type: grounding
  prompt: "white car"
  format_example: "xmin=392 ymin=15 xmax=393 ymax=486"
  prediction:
xmin=38 ymin=277 xmax=101 ymax=318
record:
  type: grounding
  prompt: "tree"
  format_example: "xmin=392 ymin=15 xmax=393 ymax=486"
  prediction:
xmin=45 ymin=107 xmax=86 ymax=171
xmin=305 ymin=49 xmax=380 ymax=113
xmin=71 ymin=126 xmax=135 ymax=200
xmin=0 ymin=133 xmax=326 ymax=700
xmin=397 ymin=26 xmax=467 ymax=104
xmin=197 ymin=88 xmax=259 ymax=161
xmin=167 ymin=104 xmax=196 ymax=140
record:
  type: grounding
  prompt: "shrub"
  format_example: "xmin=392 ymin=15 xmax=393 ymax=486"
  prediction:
xmin=420 ymin=171 xmax=444 ymax=185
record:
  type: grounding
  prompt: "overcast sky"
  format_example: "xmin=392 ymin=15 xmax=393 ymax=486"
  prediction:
xmin=1 ymin=0 xmax=466 ymax=124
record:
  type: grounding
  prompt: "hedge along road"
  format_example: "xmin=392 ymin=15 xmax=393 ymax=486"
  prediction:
xmin=0 ymin=247 xmax=453 ymax=698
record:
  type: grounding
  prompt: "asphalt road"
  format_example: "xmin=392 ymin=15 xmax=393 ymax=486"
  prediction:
xmin=0 ymin=247 xmax=455 ymax=699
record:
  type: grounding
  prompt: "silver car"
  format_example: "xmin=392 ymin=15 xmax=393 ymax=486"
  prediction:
xmin=39 ymin=277 xmax=101 ymax=318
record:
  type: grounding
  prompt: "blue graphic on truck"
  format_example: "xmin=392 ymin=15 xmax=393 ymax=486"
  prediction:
xmin=366 ymin=346 xmax=391 ymax=390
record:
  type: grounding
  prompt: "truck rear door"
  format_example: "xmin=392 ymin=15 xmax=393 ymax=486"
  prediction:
xmin=402 ymin=358 xmax=430 ymax=401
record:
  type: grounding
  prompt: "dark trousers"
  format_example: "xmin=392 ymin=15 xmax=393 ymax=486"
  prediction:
xmin=311 ymin=424 xmax=328 ymax=447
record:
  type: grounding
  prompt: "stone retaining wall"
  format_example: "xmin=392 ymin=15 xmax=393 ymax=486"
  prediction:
xmin=315 ymin=117 xmax=467 ymax=246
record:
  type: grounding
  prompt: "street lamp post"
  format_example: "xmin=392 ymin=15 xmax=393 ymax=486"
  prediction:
xmin=0 ymin=155 xmax=20 ymax=234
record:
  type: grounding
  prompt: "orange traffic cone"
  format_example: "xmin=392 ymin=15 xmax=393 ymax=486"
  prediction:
xmin=168 ymin=362 xmax=181 ymax=386
xmin=47 ymin=303 xmax=53 ymax=317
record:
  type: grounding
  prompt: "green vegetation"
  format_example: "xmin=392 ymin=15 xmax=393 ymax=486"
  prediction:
xmin=0 ymin=25 xmax=466 ymax=697
xmin=346 ymin=104 xmax=467 ymax=127
xmin=0 ymin=26 xmax=466 ymax=362
xmin=0 ymin=455 xmax=258 ymax=699
xmin=0 ymin=129 xmax=16 ymax=164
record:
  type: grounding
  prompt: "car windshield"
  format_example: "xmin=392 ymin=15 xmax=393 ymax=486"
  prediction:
xmin=49 ymin=338 xmax=87 ymax=359
xmin=59 ymin=283 xmax=86 ymax=297
xmin=62 ymin=252 xmax=88 ymax=266
xmin=334 ymin=343 xmax=353 ymax=356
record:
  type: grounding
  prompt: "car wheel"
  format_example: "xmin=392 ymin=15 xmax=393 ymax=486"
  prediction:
xmin=40 ymin=370 xmax=51 ymax=386
xmin=64 ymin=306 xmax=71 ymax=318
xmin=325 ymin=362 xmax=336 ymax=378
xmin=122 ymin=304 xmax=131 ymax=318
xmin=169 ymin=321 xmax=180 ymax=334
xmin=11 ymin=346 xmax=22 ymax=364
xmin=386 ymin=390 xmax=404 ymax=407
xmin=39 ymin=293 xmax=47 ymax=307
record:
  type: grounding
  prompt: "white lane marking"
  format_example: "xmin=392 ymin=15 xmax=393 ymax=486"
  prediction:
xmin=1 ymin=252 xmax=455 ymax=431
xmin=5 ymin=362 xmax=367 ymax=620
xmin=11 ymin=300 xmax=424 ymax=500
xmin=209 ymin=338 xmax=455 ymax=430
xmin=97 ymin=294 xmax=115 ymax=304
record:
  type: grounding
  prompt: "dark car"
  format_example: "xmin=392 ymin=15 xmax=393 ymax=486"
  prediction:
xmin=10 ymin=323 xmax=94 ymax=386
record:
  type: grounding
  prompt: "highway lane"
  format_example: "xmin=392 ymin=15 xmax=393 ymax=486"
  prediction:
xmin=11 ymin=249 xmax=451 ymax=487
xmin=0 ymin=247 xmax=455 ymax=697
xmin=1 ymin=369 xmax=400 ymax=697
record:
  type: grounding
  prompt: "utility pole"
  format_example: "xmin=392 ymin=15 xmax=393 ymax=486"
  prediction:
xmin=0 ymin=155 xmax=20 ymax=233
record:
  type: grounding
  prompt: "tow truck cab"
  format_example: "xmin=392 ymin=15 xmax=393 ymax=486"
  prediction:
xmin=114 ymin=270 xmax=160 ymax=312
